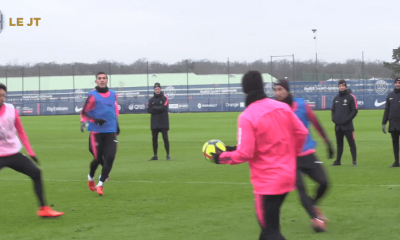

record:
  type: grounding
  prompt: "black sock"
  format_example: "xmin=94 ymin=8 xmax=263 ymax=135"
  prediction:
xmin=350 ymin=147 xmax=357 ymax=162
xmin=33 ymin=175 xmax=46 ymax=207
xmin=393 ymin=142 xmax=399 ymax=164
xmin=152 ymin=130 xmax=159 ymax=156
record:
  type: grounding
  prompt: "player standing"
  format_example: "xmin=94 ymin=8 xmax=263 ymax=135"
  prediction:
xmin=331 ymin=80 xmax=358 ymax=166
xmin=382 ymin=77 xmax=400 ymax=167
xmin=81 ymin=72 xmax=119 ymax=196
xmin=0 ymin=83 xmax=64 ymax=217
xmin=147 ymin=83 xmax=171 ymax=161
xmin=211 ymin=71 xmax=308 ymax=240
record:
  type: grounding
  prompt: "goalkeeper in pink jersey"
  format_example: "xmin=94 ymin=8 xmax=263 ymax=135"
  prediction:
xmin=0 ymin=83 xmax=64 ymax=218
xmin=210 ymin=71 xmax=308 ymax=240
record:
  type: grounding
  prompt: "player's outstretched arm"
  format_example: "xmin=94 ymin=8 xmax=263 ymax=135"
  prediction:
xmin=217 ymin=117 xmax=254 ymax=165
xmin=14 ymin=109 xmax=37 ymax=162
xmin=305 ymin=104 xmax=334 ymax=158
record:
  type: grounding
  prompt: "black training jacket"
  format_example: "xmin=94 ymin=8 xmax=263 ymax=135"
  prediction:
xmin=147 ymin=91 xmax=169 ymax=130
xmin=382 ymin=89 xmax=400 ymax=132
xmin=331 ymin=89 xmax=358 ymax=131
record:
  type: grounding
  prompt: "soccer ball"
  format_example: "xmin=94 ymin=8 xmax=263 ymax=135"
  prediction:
xmin=202 ymin=139 xmax=226 ymax=162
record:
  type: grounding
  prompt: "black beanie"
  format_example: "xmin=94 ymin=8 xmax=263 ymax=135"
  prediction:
xmin=275 ymin=79 xmax=290 ymax=92
xmin=242 ymin=71 xmax=264 ymax=94
xmin=394 ymin=77 xmax=400 ymax=84
xmin=154 ymin=82 xmax=161 ymax=89
xmin=338 ymin=79 xmax=347 ymax=87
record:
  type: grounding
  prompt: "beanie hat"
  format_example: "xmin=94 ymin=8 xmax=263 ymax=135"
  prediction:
xmin=338 ymin=79 xmax=347 ymax=87
xmin=154 ymin=82 xmax=161 ymax=89
xmin=275 ymin=79 xmax=290 ymax=92
xmin=242 ymin=71 xmax=264 ymax=94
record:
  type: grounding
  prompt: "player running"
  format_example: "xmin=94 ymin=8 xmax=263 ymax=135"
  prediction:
xmin=0 ymin=83 xmax=64 ymax=217
xmin=81 ymin=72 xmax=119 ymax=196
xmin=210 ymin=71 xmax=309 ymax=240
xmin=80 ymin=116 xmax=110 ymax=182
xmin=274 ymin=79 xmax=334 ymax=232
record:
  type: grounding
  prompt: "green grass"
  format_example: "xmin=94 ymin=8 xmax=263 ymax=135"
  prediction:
xmin=0 ymin=110 xmax=399 ymax=240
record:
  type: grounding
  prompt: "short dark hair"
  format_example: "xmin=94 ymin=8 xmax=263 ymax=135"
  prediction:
xmin=0 ymin=83 xmax=7 ymax=92
xmin=96 ymin=72 xmax=108 ymax=79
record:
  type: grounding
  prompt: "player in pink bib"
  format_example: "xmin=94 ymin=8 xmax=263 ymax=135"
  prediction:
xmin=0 ymin=83 xmax=64 ymax=218
xmin=210 ymin=72 xmax=309 ymax=240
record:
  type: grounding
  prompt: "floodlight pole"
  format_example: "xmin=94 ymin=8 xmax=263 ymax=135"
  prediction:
xmin=39 ymin=66 xmax=41 ymax=102
xmin=227 ymin=58 xmax=230 ymax=108
xmin=146 ymin=61 xmax=149 ymax=98
xmin=73 ymin=64 xmax=76 ymax=112
xmin=312 ymin=29 xmax=318 ymax=81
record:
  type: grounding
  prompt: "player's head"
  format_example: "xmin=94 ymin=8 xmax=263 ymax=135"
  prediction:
xmin=338 ymin=79 xmax=347 ymax=91
xmin=241 ymin=71 xmax=264 ymax=94
xmin=95 ymin=72 xmax=108 ymax=88
xmin=0 ymin=83 xmax=6 ymax=107
xmin=154 ymin=82 xmax=161 ymax=94
xmin=274 ymin=79 xmax=290 ymax=101
xmin=395 ymin=77 xmax=400 ymax=89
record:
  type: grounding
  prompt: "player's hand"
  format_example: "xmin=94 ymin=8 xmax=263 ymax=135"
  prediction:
xmin=225 ymin=146 xmax=237 ymax=152
xmin=327 ymin=141 xmax=334 ymax=159
xmin=80 ymin=121 xmax=86 ymax=132
xmin=30 ymin=156 xmax=40 ymax=165
xmin=210 ymin=153 xmax=221 ymax=164
xmin=382 ymin=124 xmax=387 ymax=134
xmin=94 ymin=119 xmax=106 ymax=126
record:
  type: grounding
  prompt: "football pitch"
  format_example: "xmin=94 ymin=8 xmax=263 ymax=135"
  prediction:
xmin=0 ymin=110 xmax=399 ymax=240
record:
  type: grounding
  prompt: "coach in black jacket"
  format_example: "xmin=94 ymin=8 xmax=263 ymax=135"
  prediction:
xmin=147 ymin=83 xmax=171 ymax=161
xmin=331 ymin=80 xmax=358 ymax=166
xmin=382 ymin=77 xmax=400 ymax=167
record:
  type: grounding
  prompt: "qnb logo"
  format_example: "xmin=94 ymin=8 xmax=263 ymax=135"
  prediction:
xmin=0 ymin=11 xmax=3 ymax=34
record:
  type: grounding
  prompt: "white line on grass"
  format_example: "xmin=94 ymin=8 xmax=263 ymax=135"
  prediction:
xmin=0 ymin=178 xmax=398 ymax=187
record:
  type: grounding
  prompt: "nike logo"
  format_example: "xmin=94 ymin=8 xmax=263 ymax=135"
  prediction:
xmin=374 ymin=100 xmax=386 ymax=107
xmin=75 ymin=106 xmax=83 ymax=112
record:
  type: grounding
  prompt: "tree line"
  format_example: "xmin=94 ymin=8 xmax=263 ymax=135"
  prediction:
xmin=0 ymin=58 xmax=396 ymax=81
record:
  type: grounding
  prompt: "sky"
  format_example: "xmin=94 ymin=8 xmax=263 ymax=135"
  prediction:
xmin=0 ymin=0 xmax=399 ymax=65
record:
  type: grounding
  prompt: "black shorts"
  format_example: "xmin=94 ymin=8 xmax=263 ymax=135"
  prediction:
xmin=297 ymin=153 xmax=321 ymax=170
xmin=0 ymin=153 xmax=40 ymax=178
xmin=89 ymin=132 xmax=117 ymax=163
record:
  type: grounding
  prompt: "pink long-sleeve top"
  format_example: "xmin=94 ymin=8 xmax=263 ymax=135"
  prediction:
xmin=218 ymin=98 xmax=309 ymax=195
xmin=0 ymin=103 xmax=35 ymax=157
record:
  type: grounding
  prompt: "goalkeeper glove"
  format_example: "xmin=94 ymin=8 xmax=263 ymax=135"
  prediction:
xmin=225 ymin=146 xmax=237 ymax=151
xmin=30 ymin=156 xmax=40 ymax=165
xmin=210 ymin=152 xmax=221 ymax=164
xmin=80 ymin=121 xmax=86 ymax=132
xmin=327 ymin=141 xmax=334 ymax=159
